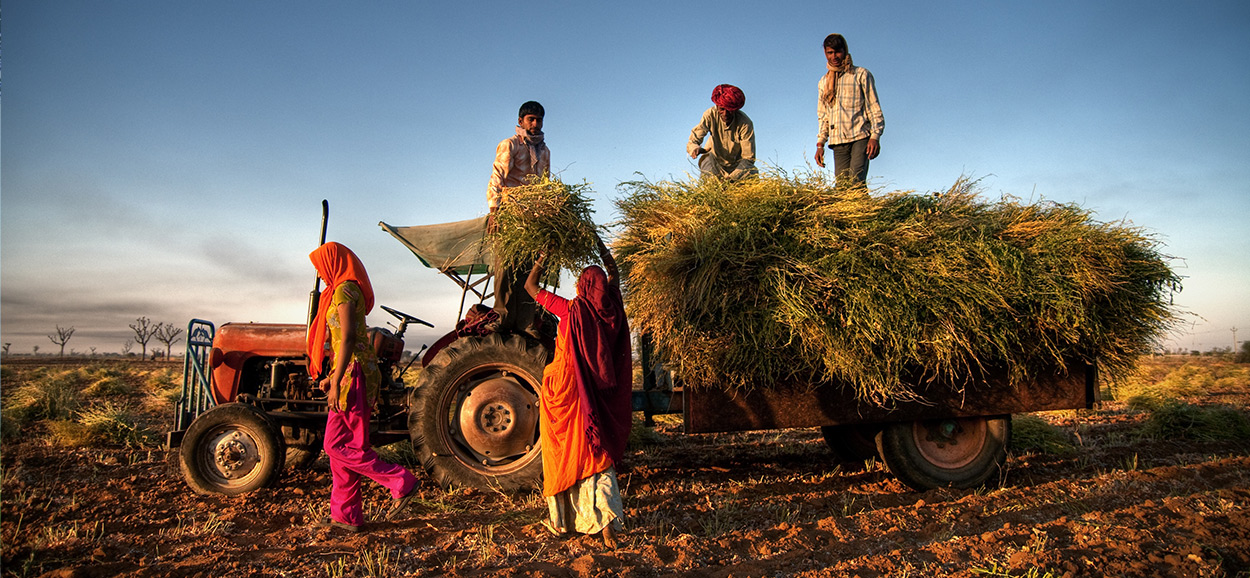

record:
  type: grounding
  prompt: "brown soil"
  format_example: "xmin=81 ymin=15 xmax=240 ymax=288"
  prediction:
xmin=3 ymin=358 xmax=1249 ymax=578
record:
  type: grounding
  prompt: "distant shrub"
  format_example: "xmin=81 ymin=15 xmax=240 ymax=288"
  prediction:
xmin=1010 ymin=414 xmax=1078 ymax=456
xmin=1112 ymin=361 xmax=1240 ymax=407
xmin=1137 ymin=401 xmax=1250 ymax=441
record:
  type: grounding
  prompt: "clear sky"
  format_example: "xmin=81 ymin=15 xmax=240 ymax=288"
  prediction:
xmin=3 ymin=1 xmax=1248 ymax=356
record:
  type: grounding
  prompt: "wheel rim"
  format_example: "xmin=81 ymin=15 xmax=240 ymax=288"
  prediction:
xmin=912 ymin=417 xmax=988 ymax=469
xmin=199 ymin=425 xmax=265 ymax=489
xmin=440 ymin=364 xmax=540 ymax=473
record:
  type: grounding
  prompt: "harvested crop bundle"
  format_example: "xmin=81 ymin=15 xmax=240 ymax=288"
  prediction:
xmin=489 ymin=175 xmax=604 ymax=275
xmin=615 ymin=171 xmax=1180 ymax=405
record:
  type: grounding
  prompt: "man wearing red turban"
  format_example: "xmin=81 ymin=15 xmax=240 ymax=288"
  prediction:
xmin=687 ymin=84 xmax=757 ymax=181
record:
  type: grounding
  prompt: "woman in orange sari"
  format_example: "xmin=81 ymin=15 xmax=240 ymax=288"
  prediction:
xmin=308 ymin=242 xmax=418 ymax=532
xmin=525 ymin=237 xmax=632 ymax=548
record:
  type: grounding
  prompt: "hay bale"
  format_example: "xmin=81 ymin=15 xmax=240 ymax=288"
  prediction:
xmin=489 ymin=175 xmax=603 ymax=274
xmin=615 ymin=171 xmax=1180 ymax=405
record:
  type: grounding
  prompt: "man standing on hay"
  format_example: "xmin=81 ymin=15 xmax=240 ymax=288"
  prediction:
xmin=814 ymin=33 xmax=884 ymax=185
xmin=687 ymin=84 xmax=757 ymax=181
xmin=487 ymin=100 xmax=550 ymax=336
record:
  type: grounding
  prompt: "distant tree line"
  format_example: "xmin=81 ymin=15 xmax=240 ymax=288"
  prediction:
xmin=0 ymin=317 xmax=189 ymax=360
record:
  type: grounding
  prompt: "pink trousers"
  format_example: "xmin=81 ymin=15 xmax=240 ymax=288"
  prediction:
xmin=325 ymin=364 xmax=417 ymax=526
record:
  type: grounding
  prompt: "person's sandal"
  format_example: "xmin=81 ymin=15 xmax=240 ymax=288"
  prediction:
xmin=386 ymin=487 xmax=418 ymax=520
xmin=314 ymin=517 xmax=362 ymax=533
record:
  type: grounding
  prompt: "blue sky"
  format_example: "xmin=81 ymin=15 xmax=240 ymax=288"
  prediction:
xmin=3 ymin=0 xmax=1248 ymax=355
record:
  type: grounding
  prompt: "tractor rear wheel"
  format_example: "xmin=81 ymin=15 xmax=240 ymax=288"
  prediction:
xmin=180 ymin=403 xmax=286 ymax=495
xmin=409 ymin=333 xmax=547 ymax=492
xmin=877 ymin=415 xmax=1010 ymax=491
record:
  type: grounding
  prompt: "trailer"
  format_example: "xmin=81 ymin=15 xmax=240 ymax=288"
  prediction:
xmin=167 ymin=211 xmax=1098 ymax=496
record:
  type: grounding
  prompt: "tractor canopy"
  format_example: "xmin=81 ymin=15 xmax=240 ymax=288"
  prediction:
xmin=380 ymin=216 xmax=493 ymax=276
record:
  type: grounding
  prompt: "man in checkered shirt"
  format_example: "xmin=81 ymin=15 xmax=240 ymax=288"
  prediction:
xmin=814 ymin=33 xmax=884 ymax=185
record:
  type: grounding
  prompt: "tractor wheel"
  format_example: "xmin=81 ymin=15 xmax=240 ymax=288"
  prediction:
xmin=410 ymin=333 xmax=546 ymax=492
xmin=283 ymin=425 xmax=322 ymax=470
xmin=179 ymin=403 xmax=287 ymax=496
xmin=877 ymin=415 xmax=1010 ymax=491
xmin=820 ymin=424 xmax=881 ymax=462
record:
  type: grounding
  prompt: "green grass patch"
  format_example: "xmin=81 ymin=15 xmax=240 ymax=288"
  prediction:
xmin=76 ymin=401 xmax=153 ymax=447
xmin=1011 ymin=414 xmax=1078 ymax=456
xmin=375 ymin=440 xmax=422 ymax=469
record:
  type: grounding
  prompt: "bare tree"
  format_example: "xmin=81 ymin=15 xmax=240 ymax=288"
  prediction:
xmin=2 ymin=343 xmax=10 ymax=356
xmin=122 ymin=339 xmax=134 ymax=356
xmin=90 ymin=346 xmax=97 ymax=357
xmin=33 ymin=345 xmax=40 ymax=356
xmin=129 ymin=317 xmax=159 ymax=360
xmin=48 ymin=325 xmax=76 ymax=357
xmin=155 ymin=322 xmax=185 ymax=361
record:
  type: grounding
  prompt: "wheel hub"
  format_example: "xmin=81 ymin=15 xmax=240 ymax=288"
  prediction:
xmin=457 ymin=376 xmax=539 ymax=462
xmin=914 ymin=418 xmax=987 ymax=469
xmin=210 ymin=430 xmax=260 ymax=479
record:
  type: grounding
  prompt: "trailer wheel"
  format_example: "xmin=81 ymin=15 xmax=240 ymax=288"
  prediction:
xmin=820 ymin=424 xmax=881 ymax=462
xmin=877 ymin=415 xmax=1010 ymax=491
xmin=179 ymin=403 xmax=287 ymax=495
xmin=283 ymin=425 xmax=322 ymax=469
xmin=410 ymin=333 xmax=546 ymax=492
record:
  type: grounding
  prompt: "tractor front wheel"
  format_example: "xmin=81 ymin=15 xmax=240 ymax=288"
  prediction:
xmin=179 ymin=403 xmax=287 ymax=496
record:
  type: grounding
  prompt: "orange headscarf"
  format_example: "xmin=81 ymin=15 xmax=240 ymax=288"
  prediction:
xmin=307 ymin=242 xmax=375 ymax=377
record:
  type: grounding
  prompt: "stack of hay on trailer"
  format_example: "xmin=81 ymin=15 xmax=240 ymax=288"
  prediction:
xmin=614 ymin=171 xmax=1181 ymax=406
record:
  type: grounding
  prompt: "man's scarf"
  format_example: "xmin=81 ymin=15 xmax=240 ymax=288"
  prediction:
xmin=515 ymin=125 xmax=547 ymax=174
xmin=819 ymin=53 xmax=854 ymax=107
xmin=307 ymin=242 xmax=375 ymax=377
xmin=567 ymin=266 xmax=633 ymax=465
xmin=711 ymin=84 xmax=745 ymax=112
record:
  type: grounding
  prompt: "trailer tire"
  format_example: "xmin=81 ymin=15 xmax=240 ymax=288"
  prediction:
xmin=410 ymin=333 xmax=546 ymax=492
xmin=180 ymin=403 xmax=287 ymax=496
xmin=820 ymin=424 xmax=881 ymax=462
xmin=877 ymin=415 xmax=1010 ymax=491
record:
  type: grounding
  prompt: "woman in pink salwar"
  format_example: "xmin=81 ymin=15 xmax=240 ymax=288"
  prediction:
xmin=307 ymin=242 xmax=418 ymax=532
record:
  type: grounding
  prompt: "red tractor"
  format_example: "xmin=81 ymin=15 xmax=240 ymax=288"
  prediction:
xmin=167 ymin=208 xmax=552 ymax=495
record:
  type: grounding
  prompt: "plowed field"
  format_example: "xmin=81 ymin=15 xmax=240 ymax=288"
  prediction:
xmin=3 ymin=357 xmax=1248 ymax=577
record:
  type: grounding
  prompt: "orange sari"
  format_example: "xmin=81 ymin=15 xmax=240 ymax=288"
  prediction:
xmin=536 ymin=290 xmax=614 ymax=497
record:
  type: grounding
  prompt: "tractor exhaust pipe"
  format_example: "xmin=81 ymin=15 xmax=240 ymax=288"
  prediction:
xmin=306 ymin=199 xmax=330 ymax=332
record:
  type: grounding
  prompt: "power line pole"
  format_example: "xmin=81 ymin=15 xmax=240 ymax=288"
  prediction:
xmin=1233 ymin=327 xmax=1239 ymax=352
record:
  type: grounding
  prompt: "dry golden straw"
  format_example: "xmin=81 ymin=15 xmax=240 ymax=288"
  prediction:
xmin=615 ymin=171 xmax=1181 ymax=405
xmin=489 ymin=175 xmax=604 ymax=275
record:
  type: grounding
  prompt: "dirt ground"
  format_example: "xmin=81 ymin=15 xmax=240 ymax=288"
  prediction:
xmin=3 ymin=357 xmax=1249 ymax=578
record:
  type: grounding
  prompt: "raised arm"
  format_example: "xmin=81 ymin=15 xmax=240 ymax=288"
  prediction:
xmin=524 ymin=254 xmax=546 ymax=299
xmin=597 ymin=236 xmax=619 ymax=289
